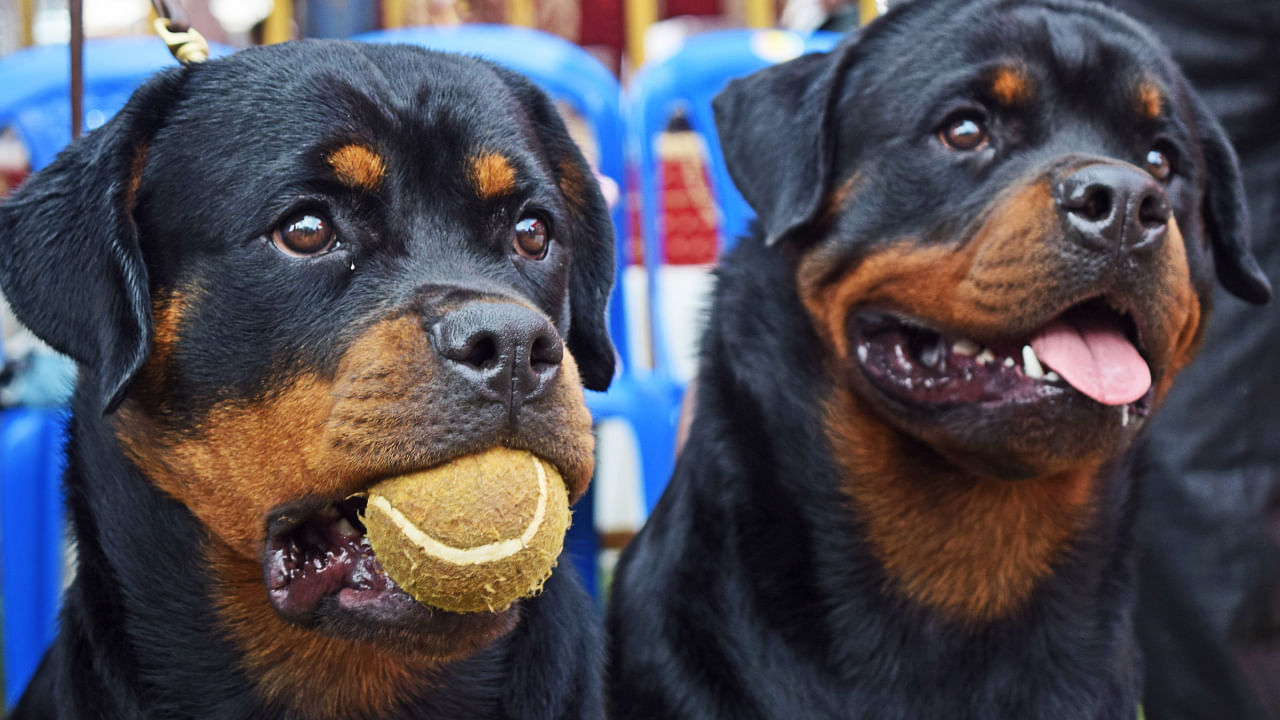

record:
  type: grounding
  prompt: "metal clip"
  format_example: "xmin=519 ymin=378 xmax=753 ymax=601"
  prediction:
xmin=153 ymin=17 xmax=210 ymax=65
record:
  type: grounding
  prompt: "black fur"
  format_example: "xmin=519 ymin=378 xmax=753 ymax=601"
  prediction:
xmin=609 ymin=1 xmax=1268 ymax=718
xmin=0 ymin=41 xmax=611 ymax=719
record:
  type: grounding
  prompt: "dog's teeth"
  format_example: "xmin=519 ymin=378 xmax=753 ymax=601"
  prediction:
xmin=1121 ymin=404 xmax=1131 ymax=427
xmin=857 ymin=344 xmax=869 ymax=363
xmin=952 ymin=339 xmax=979 ymax=356
xmin=894 ymin=345 xmax=913 ymax=371
xmin=976 ymin=348 xmax=997 ymax=365
xmin=1045 ymin=371 xmax=1061 ymax=383
xmin=334 ymin=517 xmax=362 ymax=538
xmin=919 ymin=337 xmax=947 ymax=370
xmin=1022 ymin=345 xmax=1044 ymax=379
xmin=1003 ymin=356 xmax=1016 ymax=368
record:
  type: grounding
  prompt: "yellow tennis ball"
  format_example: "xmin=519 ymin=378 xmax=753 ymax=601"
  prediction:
xmin=362 ymin=447 xmax=570 ymax=613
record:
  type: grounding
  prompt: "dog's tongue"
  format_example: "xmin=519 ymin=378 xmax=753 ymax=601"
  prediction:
xmin=1029 ymin=315 xmax=1150 ymax=406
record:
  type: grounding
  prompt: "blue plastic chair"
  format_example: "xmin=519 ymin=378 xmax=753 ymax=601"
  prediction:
xmin=357 ymin=25 xmax=661 ymax=598
xmin=622 ymin=29 xmax=840 ymax=510
xmin=0 ymin=37 xmax=231 ymax=172
xmin=0 ymin=408 xmax=68 ymax=708
xmin=0 ymin=36 xmax=233 ymax=707
xmin=628 ymin=29 xmax=841 ymax=254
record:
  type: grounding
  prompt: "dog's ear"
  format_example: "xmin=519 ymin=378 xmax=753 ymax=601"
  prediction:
xmin=713 ymin=47 xmax=851 ymax=246
xmin=0 ymin=68 xmax=188 ymax=414
xmin=1188 ymin=92 xmax=1271 ymax=304
xmin=495 ymin=66 xmax=617 ymax=391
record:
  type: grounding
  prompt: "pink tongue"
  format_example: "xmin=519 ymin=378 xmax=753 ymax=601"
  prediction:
xmin=1029 ymin=316 xmax=1151 ymax=406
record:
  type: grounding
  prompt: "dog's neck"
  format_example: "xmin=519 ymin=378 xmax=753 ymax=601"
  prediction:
xmin=823 ymin=386 xmax=1118 ymax=625
xmin=683 ymin=237 xmax=1143 ymax=713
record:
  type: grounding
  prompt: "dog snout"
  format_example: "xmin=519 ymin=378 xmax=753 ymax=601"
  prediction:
xmin=430 ymin=302 xmax=564 ymax=412
xmin=1054 ymin=163 xmax=1170 ymax=254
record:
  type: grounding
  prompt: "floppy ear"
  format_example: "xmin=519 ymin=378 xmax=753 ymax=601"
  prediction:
xmin=494 ymin=66 xmax=617 ymax=391
xmin=1189 ymin=92 xmax=1272 ymax=305
xmin=712 ymin=45 xmax=853 ymax=246
xmin=0 ymin=68 xmax=188 ymax=414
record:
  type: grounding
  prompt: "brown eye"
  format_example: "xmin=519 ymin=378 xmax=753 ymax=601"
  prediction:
xmin=272 ymin=214 xmax=337 ymax=257
xmin=513 ymin=215 xmax=549 ymax=260
xmin=940 ymin=114 xmax=989 ymax=151
xmin=1145 ymin=146 xmax=1173 ymax=181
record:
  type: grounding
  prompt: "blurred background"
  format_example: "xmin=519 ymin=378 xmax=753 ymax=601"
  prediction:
xmin=0 ymin=0 xmax=1276 ymax=718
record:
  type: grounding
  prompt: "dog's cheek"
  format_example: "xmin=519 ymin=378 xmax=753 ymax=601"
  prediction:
xmin=128 ymin=286 xmax=200 ymax=412
xmin=516 ymin=350 xmax=596 ymax=502
xmin=114 ymin=373 xmax=351 ymax=555
xmin=1146 ymin=218 xmax=1205 ymax=405
xmin=796 ymin=179 xmax=1079 ymax=364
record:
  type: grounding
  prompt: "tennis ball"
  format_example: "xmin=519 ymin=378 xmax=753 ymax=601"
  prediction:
xmin=362 ymin=447 xmax=570 ymax=613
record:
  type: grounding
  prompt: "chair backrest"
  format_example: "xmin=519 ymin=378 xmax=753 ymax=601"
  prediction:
xmin=625 ymin=29 xmax=840 ymax=373
xmin=355 ymin=25 xmax=631 ymax=367
xmin=0 ymin=37 xmax=231 ymax=171
xmin=628 ymin=29 xmax=840 ymax=253
xmin=0 ymin=409 xmax=68 ymax=708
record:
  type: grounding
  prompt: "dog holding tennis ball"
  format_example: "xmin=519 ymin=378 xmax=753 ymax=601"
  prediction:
xmin=0 ymin=42 xmax=613 ymax=719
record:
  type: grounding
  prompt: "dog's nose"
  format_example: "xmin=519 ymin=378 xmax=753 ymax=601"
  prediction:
xmin=431 ymin=302 xmax=563 ymax=412
xmin=1055 ymin=164 xmax=1170 ymax=253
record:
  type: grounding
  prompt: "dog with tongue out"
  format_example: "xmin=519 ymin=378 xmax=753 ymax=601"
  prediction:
xmin=607 ymin=1 xmax=1273 ymax=718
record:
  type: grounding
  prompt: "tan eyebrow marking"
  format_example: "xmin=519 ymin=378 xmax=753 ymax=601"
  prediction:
xmin=990 ymin=64 xmax=1033 ymax=107
xmin=1136 ymin=79 xmax=1163 ymax=120
xmin=469 ymin=152 xmax=517 ymax=199
xmin=326 ymin=144 xmax=386 ymax=191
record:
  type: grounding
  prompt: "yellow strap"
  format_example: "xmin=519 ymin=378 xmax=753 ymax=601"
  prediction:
xmin=858 ymin=0 xmax=881 ymax=26
xmin=152 ymin=17 xmax=209 ymax=64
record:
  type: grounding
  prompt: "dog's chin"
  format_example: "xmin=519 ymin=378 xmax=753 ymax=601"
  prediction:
xmin=262 ymin=495 xmax=519 ymax=657
xmin=844 ymin=301 xmax=1156 ymax=480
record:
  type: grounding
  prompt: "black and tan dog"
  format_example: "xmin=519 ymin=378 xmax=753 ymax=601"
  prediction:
xmin=608 ymin=1 xmax=1271 ymax=717
xmin=0 ymin=41 xmax=614 ymax=719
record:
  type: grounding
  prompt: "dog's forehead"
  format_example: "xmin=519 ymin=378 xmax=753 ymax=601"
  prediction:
xmin=865 ymin=0 xmax=1176 ymax=108
xmin=152 ymin=42 xmax=538 ymax=179
xmin=135 ymin=42 xmax=555 ymax=246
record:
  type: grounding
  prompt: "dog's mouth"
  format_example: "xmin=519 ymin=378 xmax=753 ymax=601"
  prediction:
xmin=850 ymin=298 xmax=1154 ymax=422
xmin=265 ymin=494 xmax=423 ymax=624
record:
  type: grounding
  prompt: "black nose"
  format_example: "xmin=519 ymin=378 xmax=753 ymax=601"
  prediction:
xmin=1055 ymin=164 xmax=1171 ymax=253
xmin=431 ymin=303 xmax=564 ymax=413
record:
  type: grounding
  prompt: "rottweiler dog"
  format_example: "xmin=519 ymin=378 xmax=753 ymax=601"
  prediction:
xmin=608 ymin=1 xmax=1271 ymax=717
xmin=0 ymin=41 xmax=614 ymax=719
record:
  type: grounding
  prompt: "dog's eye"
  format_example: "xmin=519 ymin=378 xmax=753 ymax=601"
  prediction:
xmin=272 ymin=214 xmax=338 ymax=257
xmin=940 ymin=114 xmax=989 ymax=151
xmin=513 ymin=215 xmax=549 ymax=260
xmin=1144 ymin=145 xmax=1175 ymax=182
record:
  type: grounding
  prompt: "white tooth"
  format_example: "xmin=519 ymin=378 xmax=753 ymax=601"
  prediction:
xmin=857 ymin=345 xmax=869 ymax=363
xmin=953 ymin=339 xmax=980 ymax=356
xmin=1121 ymin=405 xmax=1131 ymax=427
xmin=334 ymin=517 xmax=361 ymax=538
xmin=1022 ymin=345 xmax=1044 ymax=379
xmin=976 ymin=349 xmax=997 ymax=365
xmin=1003 ymin=356 xmax=1016 ymax=368
xmin=894 ymin=345 xmax=912 ymax=371
xmin=1045 ymin=371 xmax=1061 ymax=383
